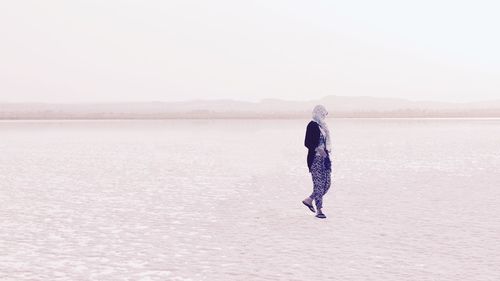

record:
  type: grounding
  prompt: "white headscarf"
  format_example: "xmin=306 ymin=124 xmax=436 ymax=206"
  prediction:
xmin=312 ymin=105 xmax=331 ymax=152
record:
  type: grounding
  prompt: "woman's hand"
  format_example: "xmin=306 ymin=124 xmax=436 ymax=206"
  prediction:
xmin=316 ymin=147 xmax=327 ymax=157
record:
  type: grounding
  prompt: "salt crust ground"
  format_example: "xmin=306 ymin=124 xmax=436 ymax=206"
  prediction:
xmin=1 ymin=119 xmax=499 ymax=280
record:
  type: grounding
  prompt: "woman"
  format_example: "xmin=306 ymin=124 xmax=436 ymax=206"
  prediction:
xmin=302 ymin=105 xmax=332 ymax=219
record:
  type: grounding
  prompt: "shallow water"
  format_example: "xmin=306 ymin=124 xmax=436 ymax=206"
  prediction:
xmin=1 ymin=119 xmax=499 ymax=280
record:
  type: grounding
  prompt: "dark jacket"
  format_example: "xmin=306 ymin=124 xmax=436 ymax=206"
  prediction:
xmin=304 ymin=121 xmax=331 ymax=171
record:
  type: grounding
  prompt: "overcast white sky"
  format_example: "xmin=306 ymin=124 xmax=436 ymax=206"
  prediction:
xmin=0 ymin=0 xmax=498 ymax=103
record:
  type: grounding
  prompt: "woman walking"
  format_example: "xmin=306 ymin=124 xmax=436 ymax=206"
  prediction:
xmin=302 ymin=105 xmax=332 ymax=219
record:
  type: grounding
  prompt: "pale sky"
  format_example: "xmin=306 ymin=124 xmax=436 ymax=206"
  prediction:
xmin=1 ymin=0 xmax=499 ymax=103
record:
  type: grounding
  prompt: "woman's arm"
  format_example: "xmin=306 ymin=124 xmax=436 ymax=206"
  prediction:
xmin=304 ymin=121 xmax=320 ymax=150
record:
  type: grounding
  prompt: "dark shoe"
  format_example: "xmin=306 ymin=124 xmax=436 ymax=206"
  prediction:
xmin=316 ymin=213 xmax=327 ymax=219
xmin=302 ymin=200 xmax=315 ymax=213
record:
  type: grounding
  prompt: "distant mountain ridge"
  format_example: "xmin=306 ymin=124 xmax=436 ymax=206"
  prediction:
xmin=1 ymin=96 xmax=500 ymax=119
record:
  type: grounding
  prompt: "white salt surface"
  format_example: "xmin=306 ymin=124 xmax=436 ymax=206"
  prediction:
xmin=0 ymin=119 xmax=499 ymax=280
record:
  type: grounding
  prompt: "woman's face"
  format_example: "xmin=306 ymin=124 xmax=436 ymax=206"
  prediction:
xmin=320 ymin=109 xmax=328 ymax=119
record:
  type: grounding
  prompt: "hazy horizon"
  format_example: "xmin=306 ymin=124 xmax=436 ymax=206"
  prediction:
xmin=1 ymin=95 xmax=500 ymax=105
xmin=1 ymin=1 xmax=499 ymax=104
xmin=2 ymin=94 xmax=500 ymax=119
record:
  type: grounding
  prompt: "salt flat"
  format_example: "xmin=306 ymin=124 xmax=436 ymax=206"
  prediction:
xmin=1 ymin=119 xmax=499 ymax=281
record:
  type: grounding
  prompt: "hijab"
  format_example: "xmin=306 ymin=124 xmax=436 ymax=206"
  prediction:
xmin=312 ymin=105 xmax=331 ymax=152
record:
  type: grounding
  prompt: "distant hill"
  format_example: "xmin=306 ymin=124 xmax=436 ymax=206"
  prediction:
xmin=1 ymin=96 xmax=500 ymax=119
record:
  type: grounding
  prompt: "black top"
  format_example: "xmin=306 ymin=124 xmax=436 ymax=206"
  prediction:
xmin=304 ymin=121 xmax=321 ymax=150
xmin=304 ymin=121 xmax=331 ymax=171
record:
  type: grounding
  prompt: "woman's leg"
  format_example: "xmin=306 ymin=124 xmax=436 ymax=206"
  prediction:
xmin=310 ymin=157 xmax=329 ymax=211
xmin=323 ymin=171 xmax=331 ymax=196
